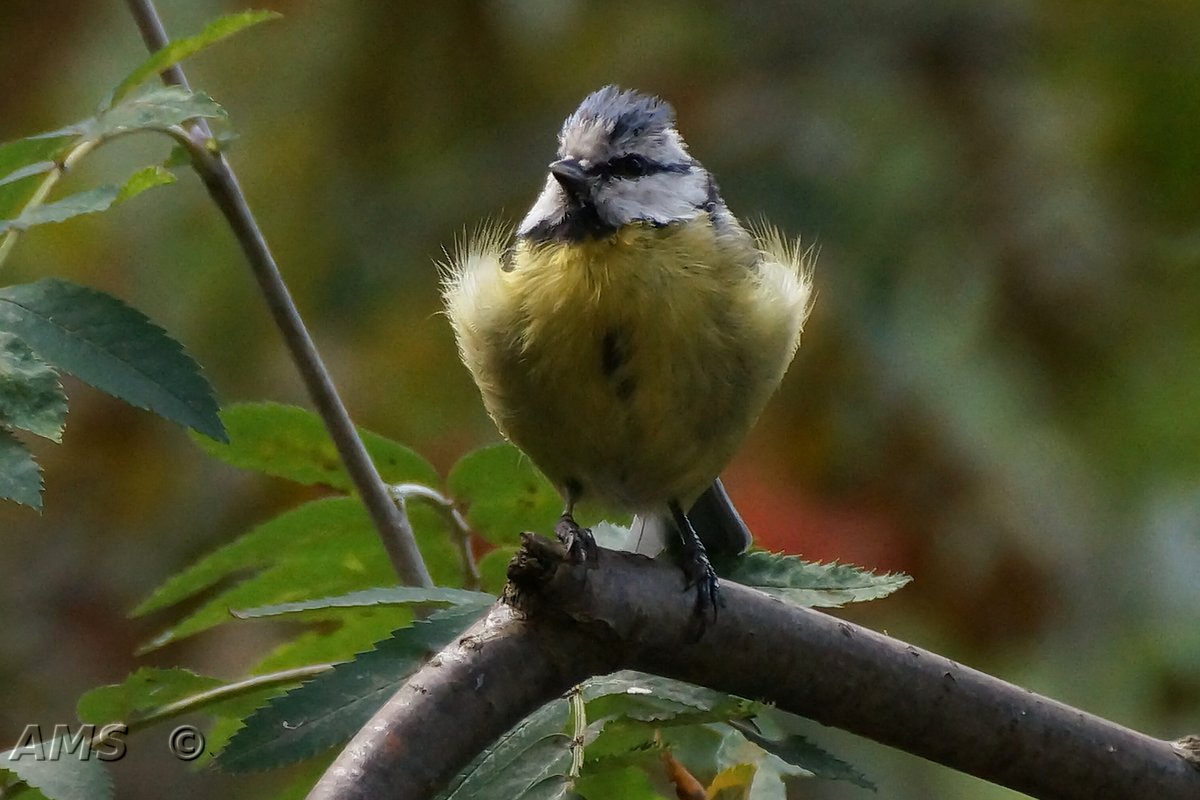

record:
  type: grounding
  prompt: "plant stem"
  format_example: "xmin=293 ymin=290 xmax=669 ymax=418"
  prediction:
xmin=123 ymin=0 xmax=432 ymax=588
xmin=126 ymin=664 xmax=334 ymax=731
xmin=0 ymin=664 xmax=333 ymax=800
xmin=0 ymin=139 xmax=99 ymax=270
xmin=391 ymin=483 xmax=480 ymax=590
xmin=566 ymin=685 xmax=586 ymax=779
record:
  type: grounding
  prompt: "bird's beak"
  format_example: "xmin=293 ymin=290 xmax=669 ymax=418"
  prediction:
xmin=549 ymin=158 xmax=590 ymax=201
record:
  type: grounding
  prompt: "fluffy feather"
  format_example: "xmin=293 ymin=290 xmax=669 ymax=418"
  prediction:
xmin=442 ymin=87 xmax=814 ymax=565
xmin=442 ymin=217 xmax=813 ymax=515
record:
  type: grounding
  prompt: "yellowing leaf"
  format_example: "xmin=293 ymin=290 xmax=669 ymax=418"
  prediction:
xmin=707 ymin=762 xmax=755 ymax=799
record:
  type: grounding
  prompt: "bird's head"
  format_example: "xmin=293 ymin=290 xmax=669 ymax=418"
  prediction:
xmin=518 ymin=86 xmax=717 ymax=242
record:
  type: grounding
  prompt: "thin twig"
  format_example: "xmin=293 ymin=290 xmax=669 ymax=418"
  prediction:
xmin=126 ymin=663 xmax=334 ymax=731
xmin=123 ymin=0 xmax=432 ymax=587
xmin=0 ymin=139 xmax=100 ymax=269
xmin=391 ymin=483 xmax=481 ymax=590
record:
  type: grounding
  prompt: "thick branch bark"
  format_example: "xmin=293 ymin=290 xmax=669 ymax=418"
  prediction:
xmin=309 ymin=536 xmax=1200 ymax=800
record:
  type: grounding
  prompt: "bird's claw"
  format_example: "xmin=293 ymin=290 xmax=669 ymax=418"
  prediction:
xmin=555 ymin=513 xmax=598 ymax=566
xmin=681 ymin=541 xmax=722 ymax=638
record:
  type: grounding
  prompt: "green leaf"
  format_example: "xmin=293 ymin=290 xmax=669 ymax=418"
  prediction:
xmin=76 ymin=667 xmax=222 ymax=725
xmin=0 ymin=161 xmax=56 ymax=188
xmin=437 ymin=699 xmax=573 ymax=800
xmin=0 ymin=135 xmax=72 ymax=220
xmin=88 ymin=87 xmax=226 ymax=139
xmin=132 ymin=497 xmax=400 ymax=649
xmin=659 ymin=724 xmax=727 ymax=780
xmin=1 ymin=784 xmax=51 ymax=800
xmin=447 ymin=444 xmax=561 ymax=546
xmin=0 ymin=333 xmax=65 ymax=441
xmin=570 ymin=675 xmax=762 ymax=795
xmin=0 ymin=278 xmax=224 ymax=441
xmin=438 ymin=673 xmax=742 ymax=800
xmin=518 ymin=777 xmax=577 ymax=800
xmin=116 ymin=165 xmax=175 ymax=202
xmin=192 ymin=402 xmax=437 ymax=489
xmin=111 ymin=10 xmax=282 ymax=103
xmin=573 ymin=765 xmax=659 ymax=800
xmin=0 ymin=163 xmax=177 ymax=234
xmin=232 ymin=586 xmax=493 ymax=619
xmin=12 ymin=88 xmax=224 ymax=150
xmin=136 ymin=496 xmax=462 ymax=651
xmin=0 ymin=428 xmax=42 ymax=509
xmin=583 ymin=673 xmax=734 ymax=708
xmin=0 ymin=738 xmax=113 ymax=800
xmin=203 ymin=607 xmax=411 ymax=758
xmin=0 ymin=135 xmax=70 ymax=176
xmin=476 ymin=545 xmax=517 ymax=594
xmin=577 ymin=723 xmax=661 ymax=767
xmin=217 ymin=603 xmax=489 ymax=772
xmin=583 ymin=673 xmax=755 ymax=727
xmin=250 ymin=608 xmax=411 ymax=676
xmin=730 ymin=724 xmax=875 ymax=791
xmin=0 ymin=185 xmax=118 ymax=233
xmin=408 ymin=504 xmax=466 ymax=587
xmin=717 ymin=550 xmax=910 ymax=608
xmin=465 ymin=735 xmax=576 ymax=800
xmin=581 ymin=718 xmax=726 ymax=783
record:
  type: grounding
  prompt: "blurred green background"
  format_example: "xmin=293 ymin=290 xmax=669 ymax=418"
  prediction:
xmin=2 ymin=1 xmax=1199 ymax=797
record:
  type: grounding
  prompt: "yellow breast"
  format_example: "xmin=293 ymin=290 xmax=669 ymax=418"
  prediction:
xmin=443 ymin=219 xmax=811 ymax=512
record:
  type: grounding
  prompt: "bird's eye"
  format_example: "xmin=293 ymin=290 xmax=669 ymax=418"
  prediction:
xmin=607 ymin=154 xmax=650 ymax=178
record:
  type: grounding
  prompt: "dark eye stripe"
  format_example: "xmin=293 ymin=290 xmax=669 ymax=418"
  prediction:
xmin=591 ymin=155 xmax=692 ymax=180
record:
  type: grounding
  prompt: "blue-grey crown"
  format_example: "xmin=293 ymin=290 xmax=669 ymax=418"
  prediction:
xmin=561 ymin=86 xmax=676 ymax=142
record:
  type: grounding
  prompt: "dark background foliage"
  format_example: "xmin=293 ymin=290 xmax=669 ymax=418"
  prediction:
xmin=2 ymin=1 xmax=1198 ymax=797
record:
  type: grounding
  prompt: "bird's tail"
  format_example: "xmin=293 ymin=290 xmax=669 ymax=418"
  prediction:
xmin=630 ymin=478 xmax=752 ymax=557
xmin=688 ymin=478 xmax=753 ymax=555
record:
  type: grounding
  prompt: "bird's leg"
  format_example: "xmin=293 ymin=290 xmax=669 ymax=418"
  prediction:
xmin=669 ymin=500 xmax=722 ymax=628
xmin=555 ymin=488 xmax=598 ymax=565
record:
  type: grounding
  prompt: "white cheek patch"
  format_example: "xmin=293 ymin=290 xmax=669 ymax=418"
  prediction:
xmin=517 ymin=175 xmax=566 ymax=235
xmin=596 ymin=168 xmax=709 ymax=226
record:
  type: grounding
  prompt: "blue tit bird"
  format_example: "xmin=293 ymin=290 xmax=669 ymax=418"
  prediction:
xmin=442 ymin=86 xmax=813 ymax=618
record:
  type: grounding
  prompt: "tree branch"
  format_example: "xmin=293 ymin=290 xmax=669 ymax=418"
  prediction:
xmin=123 ymin=0 xmax=432 ymax=588
xmin=309 ymin=535 xmax=1200 ymax=800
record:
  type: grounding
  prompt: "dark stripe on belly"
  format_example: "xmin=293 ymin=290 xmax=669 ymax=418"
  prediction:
xmin=601 ymin=327 xmax=637 ymax=402
xmin=601 ymin=327 xmax=630 ymax=377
